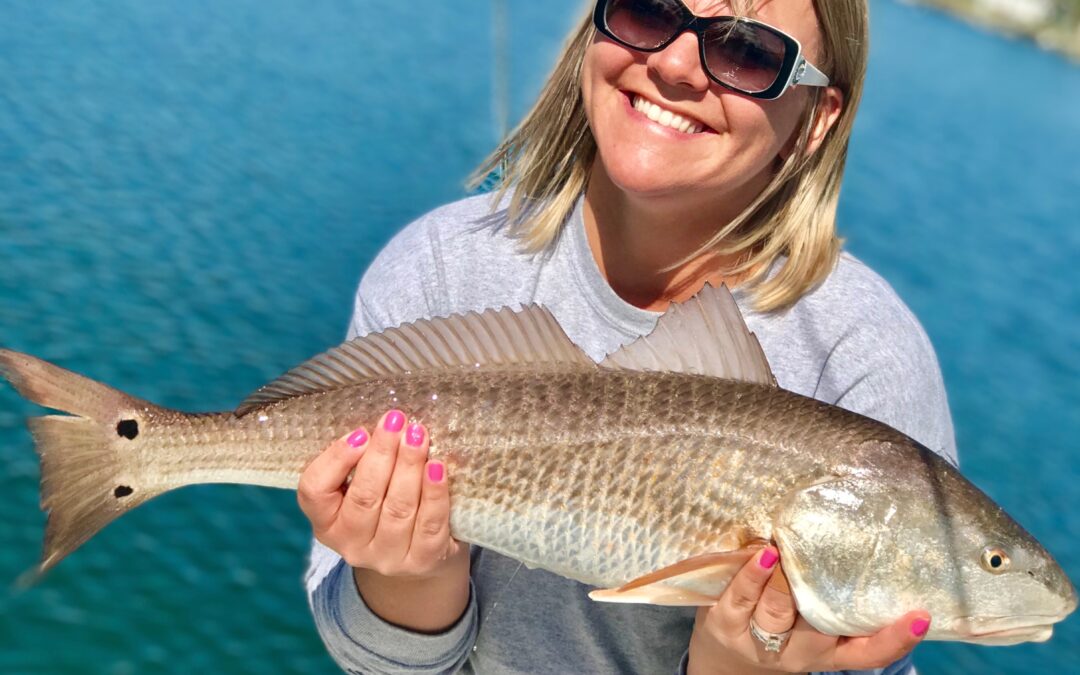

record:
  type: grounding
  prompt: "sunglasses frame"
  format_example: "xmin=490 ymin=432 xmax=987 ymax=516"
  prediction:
xmin=592 ymin=0 xmax=830 ymax=100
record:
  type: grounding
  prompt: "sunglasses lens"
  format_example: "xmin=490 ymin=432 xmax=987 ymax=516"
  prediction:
xmin=702 ymin=21 xmax=787 ymax=93
xmin=604 ymin=0 xmax=684 ymax=50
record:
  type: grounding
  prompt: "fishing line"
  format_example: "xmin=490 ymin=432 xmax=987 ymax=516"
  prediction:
xmin=473 ymin=559 xmax=524 ymax=654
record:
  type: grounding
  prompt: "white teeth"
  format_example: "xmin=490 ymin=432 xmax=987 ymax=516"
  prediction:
xmin=632 ymin=95 xmax=705 ymax=135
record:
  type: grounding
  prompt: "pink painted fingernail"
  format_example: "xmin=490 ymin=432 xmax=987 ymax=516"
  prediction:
xmin=427 ymin=462 xmax=444 ymax=483
xmin=406 ymin=423 xmax=425 ymax=447
xmin=384 ymin=410 xmax=405 ymax=432
xmin=759 ymin=548 xmax=779 ymax=570
xmin=346 ymin=428 xmax=368 ymax=448
xmin=911 ymin=618 xmax=930 ymax=637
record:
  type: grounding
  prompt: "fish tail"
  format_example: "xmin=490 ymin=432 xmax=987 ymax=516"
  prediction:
xmin=0 ymin=349 xmax=163 ymax=576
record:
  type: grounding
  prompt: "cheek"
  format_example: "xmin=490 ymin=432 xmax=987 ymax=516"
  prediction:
xmin=582 ymin=42 xmax=632 ymax=135
xmin=722 ymin=92 xmax=807 ymax=155
xmin=582 ymin=40 xmax=642 ymax=97
xmin=580 ymin=48 xmax=597 ymax=113
xmin=773 ymin=92 xmax=810 ymax=138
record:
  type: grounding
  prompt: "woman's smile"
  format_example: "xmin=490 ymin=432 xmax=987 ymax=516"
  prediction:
xmin=623 ymin=90 xmax=713 ymax=136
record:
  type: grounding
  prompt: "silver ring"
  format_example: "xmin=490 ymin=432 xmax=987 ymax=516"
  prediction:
xmin=748 ymin=617 xmax=792 ymax=653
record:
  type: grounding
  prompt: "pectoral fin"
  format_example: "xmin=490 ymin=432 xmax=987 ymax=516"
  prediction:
xmin=588 ymin=584 xmax=717 ymax=606
xmin=588 ymin=546 xmax=766 ymax=607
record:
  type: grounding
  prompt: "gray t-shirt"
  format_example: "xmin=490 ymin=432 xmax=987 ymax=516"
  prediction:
xmin=305 ymin=192 xmax=956 ymax=675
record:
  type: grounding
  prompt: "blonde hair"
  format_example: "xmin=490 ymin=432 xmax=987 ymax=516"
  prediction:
xmin=470 ymin=1 xmax=870 ymax=311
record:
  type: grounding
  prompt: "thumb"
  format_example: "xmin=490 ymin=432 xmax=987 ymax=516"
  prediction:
xmin=834 ymin=611 xmax=931 ymax=671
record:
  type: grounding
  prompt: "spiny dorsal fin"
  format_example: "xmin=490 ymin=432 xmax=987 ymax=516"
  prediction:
xmin=235 ymin=304 xmax=594 ymax=416
xmin=600 ymin=283 xmax=776 ymax=386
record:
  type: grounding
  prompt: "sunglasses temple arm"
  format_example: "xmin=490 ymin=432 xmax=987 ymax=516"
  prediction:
xmin=795 ymin=58 xmax=830 ymax=88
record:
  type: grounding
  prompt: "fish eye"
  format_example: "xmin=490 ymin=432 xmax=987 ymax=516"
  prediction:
xmin=981 ymin=547 xmax=1010 ymax=573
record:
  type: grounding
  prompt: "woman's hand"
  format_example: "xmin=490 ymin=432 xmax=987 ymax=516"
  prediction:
xmin=687 ymin=547 xmax=930 ymax=675
xmin=298 ymin=409 xmax=470 ymax=632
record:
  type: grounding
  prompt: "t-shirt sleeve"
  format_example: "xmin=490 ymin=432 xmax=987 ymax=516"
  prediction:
xmin=812 ymin=277 xmax=957 ymax=466
xmin=345 ymin=212 xmax=448 ymax=340
xmin=307 ymin=550 xmax=478 ymax=674
xmin=305 ymin=212 xmax=480 ymax=674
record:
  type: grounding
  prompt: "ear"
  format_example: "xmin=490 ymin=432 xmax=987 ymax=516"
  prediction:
xmin=779 ymin=86 xmax=845 ymax=161
xmin=804 ymin=86 xmax=844 ymax=156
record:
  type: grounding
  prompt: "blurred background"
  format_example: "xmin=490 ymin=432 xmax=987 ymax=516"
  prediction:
xmin=0 ymin=0 xmax=1076 ymax=672
xmin=914 ymin=0 xmax=1080 ymax=60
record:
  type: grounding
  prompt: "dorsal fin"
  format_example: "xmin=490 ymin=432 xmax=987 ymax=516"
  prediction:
xmin=235 ymin=305 xmax=594 ymax=416
xmin=600 ymin=283 xmax=776 ymax=386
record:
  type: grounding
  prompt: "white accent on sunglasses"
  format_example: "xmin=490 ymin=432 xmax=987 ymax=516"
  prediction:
xmin=788 ymin=58 xmax=829 ymax=89
xmin=632 ymin=95 xmax=705 ymax=134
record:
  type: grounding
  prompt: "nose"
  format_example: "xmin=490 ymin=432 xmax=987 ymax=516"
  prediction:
xmin=646 ymin=31 xmax=711 ymax=92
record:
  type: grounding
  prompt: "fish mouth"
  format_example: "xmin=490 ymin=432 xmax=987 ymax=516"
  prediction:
xmin=952 ymin=616 xmax=1062 ymax=645
xmin=963 ymin=624 xmax=1054 ymax=645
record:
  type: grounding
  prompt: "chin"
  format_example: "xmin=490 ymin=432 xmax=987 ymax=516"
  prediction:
xmin=597 ymin=155 xmax=715 ymax=204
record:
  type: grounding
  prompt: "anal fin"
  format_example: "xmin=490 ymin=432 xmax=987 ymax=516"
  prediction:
xmin=588 ymin=546 xmax=765 ymax=607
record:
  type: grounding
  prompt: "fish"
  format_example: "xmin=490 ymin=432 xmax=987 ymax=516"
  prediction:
xmin=0 ymin=284 xmax=1075 ymax=645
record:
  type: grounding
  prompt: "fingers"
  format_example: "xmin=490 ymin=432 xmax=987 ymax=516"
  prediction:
xmin=297 ymin=428 xmax=367 ymax=532
xmin=340 ymin=410 xmax=408 ymax=547
xmin=713 ymin=546 xmax=781 ymax=635
xmin=301 ymin=410 xmax=456 ymax=579
xmin=369 ymin=422 xmax=430 ymax=560
xmin=409 ymin=460 xmax=452 ymax=564
xmin=691 ymin=543 xmax=930 ymax=673
xmin=752 ymin=562 xmax=797 ymax=635
xmin=831 ymin=611 xmax=931 ymax=671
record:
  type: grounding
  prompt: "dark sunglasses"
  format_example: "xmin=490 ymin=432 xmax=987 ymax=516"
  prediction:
xmin=592 ymin=0 xmax=830 ymax=100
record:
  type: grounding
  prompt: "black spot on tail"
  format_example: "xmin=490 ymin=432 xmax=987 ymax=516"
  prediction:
xmin=117 ymin=420 xmax=138 ymax=439
xmin=114 ymin=485 xmax=134 ymax=498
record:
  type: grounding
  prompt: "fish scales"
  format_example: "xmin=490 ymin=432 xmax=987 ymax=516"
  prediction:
xmin=126 ymin=368 xmax=905 ymax=587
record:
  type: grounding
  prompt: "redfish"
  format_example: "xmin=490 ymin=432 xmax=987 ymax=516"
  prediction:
xmin=1 ymin=285 xmax=1074 ymax=644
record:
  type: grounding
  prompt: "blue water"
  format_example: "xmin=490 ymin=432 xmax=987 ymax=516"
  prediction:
xmin=0 ymin=0 xmax=1076 ymax=672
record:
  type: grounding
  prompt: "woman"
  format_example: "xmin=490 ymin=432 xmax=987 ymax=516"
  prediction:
xmin=300 ymin=0 xmax=956 ymax=673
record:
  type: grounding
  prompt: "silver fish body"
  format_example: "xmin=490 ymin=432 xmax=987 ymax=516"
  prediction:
xmin=1 ymin=286 xmax=1074 ymax=645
